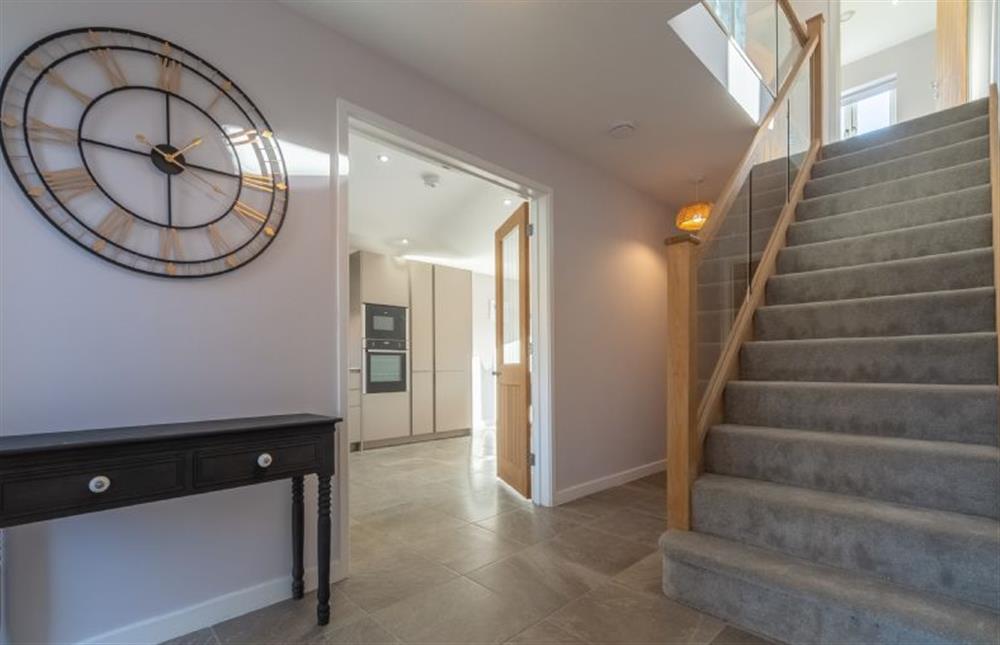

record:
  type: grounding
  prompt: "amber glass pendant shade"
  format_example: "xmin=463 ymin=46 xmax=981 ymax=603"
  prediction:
xmin=675 ymin=201 xmax=712 ymax=232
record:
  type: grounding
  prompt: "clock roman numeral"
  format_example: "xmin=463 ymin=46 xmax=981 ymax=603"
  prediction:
xmin=233 ymin=200 xmax=276 ymax=237
xmin=27 ymin=117 xmax=77 ymax=144
xmin=1 ymin=114 xmax=19 ymax=128
xmin=92 ymin=208 xmax=133 ymax=252
xmin=157 ymin=43 xmax=181 ymax=93
xmin=41 ymin=167 xmax=95 ymax=201
xmin=87 ymin=31 xmax=128 ymax=88
xmin=26 ymin=54 xmax=93 ymax=105
xmin=206 ymin=224 xmax=239 ymax=268
xmin=242 ymin=172 xmax=287 ymax=193
xmin=159 ymin=227 xmax=183 ymax=275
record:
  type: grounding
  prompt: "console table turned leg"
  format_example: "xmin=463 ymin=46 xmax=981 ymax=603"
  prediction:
xmin=291 ymin=476 xmax=304 ymax=599
xmin=316 ymin=474 xmax=332 ymax=625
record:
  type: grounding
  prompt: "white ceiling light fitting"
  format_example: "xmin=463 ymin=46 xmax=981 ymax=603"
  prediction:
xmin=840 ymin=9 xmax=855 ymax=22
xmin=421 ymin=172 xmax=440 ymax=188
xmin=607 ymin=121 xmax=637 ymax=139
xmin=376 ymin=153 xmax=390 ymax=163
xmin=503 ymin=198 xmax=513 ymax=206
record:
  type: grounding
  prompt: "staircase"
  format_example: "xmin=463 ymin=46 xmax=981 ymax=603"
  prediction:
xmin=661 ymin=98 xmax=1000 ymax=643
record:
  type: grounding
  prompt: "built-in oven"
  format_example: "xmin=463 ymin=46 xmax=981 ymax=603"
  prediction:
xmin=363 ymin=304 xmax=408 ymax=394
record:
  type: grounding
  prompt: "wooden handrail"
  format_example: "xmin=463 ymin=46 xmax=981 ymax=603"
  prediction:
xmin=665 ymin=13 xmax=825 ymax=532
xmin=695 ymin=140 xmax=821 ymax=442
xmin=695 ymin=33 xmax=819 ymax=249
xmin=778 ymin=0 xmax=809 ymax=46
xmin=988 ymin=83 xmax=999 ymax=389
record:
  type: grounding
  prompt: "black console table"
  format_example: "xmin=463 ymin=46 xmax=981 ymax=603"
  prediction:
xmin=0 ymin=414 xmax=340 ymax=624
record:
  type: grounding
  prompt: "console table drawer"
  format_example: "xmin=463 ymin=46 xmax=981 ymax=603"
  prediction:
xmin=194 ymin=443 xmax=318 ymax=487
xmin=2 ymin=458 xmax=184 ymax=517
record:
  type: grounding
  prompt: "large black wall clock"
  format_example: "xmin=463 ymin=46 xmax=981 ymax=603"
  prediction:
xmin=0 ymin=27 xmax=289 ymax=278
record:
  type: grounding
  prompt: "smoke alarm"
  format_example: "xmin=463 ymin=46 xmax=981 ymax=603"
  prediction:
xmin=608 ymin=121 xmax=637 ymax=139
xmin=421 ymin=172 xmax=440 ymax=188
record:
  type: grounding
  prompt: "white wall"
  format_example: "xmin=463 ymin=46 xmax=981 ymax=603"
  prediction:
xmin=842 ymin=32 xmax=937 ymax=124
xmin=0 ymin=2 xmax=670 ymax=642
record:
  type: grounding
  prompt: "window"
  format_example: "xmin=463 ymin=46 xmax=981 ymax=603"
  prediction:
xmin=841 ymin=76 xmax=897 ymax=138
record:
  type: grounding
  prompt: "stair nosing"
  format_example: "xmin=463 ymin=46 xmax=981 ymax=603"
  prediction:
xmin=727 ymin=379 xmax=1000 ymax=396
xmin=813 ymin=114 xmax=990 ymax=173
xmin=710 ymin=423 xmax=1000 ymax=460
xmin=781 ymin=212 xmax=992 ymax=254
xmin=743 ymin=330 xmax=997 ymax=348
xmin=799 ymin=158 xmax=990 ymax=207
xmin=695 ymin=473 xmax=1000 ymax=535
xmin=810 ymin=134 xmax=991 ymax=187
xmin=788 ymin=183 xmax=991 ymax=232
xmin=769 ymin=246 xmax=993 ymax=282
xmin=757 ymin=285 xmax=996 ymax=314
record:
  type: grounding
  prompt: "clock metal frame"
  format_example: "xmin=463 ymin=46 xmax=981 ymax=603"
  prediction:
xmin=0 ymin=26 xmax=290 ymax=278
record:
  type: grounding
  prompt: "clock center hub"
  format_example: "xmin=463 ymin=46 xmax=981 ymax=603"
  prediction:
xmin=149 ymin=144 xmax=187 ymax=175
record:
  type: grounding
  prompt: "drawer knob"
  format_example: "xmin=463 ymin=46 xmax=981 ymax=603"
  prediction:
xmin=257 ymin=452 xmax=273 ymax=468
xmin=88 ymin=475 xmax=111 ymax=494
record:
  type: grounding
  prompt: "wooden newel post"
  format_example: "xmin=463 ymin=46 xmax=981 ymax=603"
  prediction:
xmin=806 ymin=14 xmax=825 ymax=143
xmin=665 ymin=233 xmax=701 ymax=530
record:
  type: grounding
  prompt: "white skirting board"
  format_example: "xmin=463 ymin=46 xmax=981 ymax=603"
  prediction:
xmin=76 ymin=560 xmax=347 ymax=645
xmin=552 ymin=459 xmax=666 ymax=506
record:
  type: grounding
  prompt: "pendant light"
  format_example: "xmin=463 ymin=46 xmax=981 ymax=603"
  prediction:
xmin=676 ymin=179 xmax=712 ymax=233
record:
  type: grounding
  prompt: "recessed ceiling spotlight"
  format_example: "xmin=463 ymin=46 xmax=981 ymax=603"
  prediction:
xmin=397 ymin=238 xmax=410 ymax=246
xmin=503 ymin=198 xmax=513 ymax=206
xmin=421 ymin=172 xmax=440 ymax=188
xmin=840 ymin=9 xmax=855 ymax=22
xmin=607 ymin=121 xmax=637 ymax=139
xmin=376 ymin=153 xmax=390 ymax=163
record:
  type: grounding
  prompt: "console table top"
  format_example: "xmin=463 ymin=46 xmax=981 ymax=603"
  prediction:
xmin=0 ymin=414 xmax=340 ymax=456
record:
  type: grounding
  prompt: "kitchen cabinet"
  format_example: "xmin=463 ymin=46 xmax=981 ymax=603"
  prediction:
xmin=434 ymin=265 xmax=472 ymax=433
xmin=409 ymin=262 xmax=434 ymax=435
xmin=348 ymin=369 xmax=362 ymax=444
xmin=359 ymin=250 xmax=409 ymax=307
xmin=411 ymin=371 xmax=434 ymax=435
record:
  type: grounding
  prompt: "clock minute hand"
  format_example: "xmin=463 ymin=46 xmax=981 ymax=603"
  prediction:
xmin=136 ymin=133 xmax=227 ymax=195
xmin=166 ymin=137 xmax=203 ymax=162
xmin=136 ymin=133 xmax=181 ymax=169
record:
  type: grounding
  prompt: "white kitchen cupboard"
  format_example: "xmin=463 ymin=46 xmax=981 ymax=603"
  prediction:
xmin=359 ymin=250 xmax=409 ymax=307
xmin=433 ymin=265 xmax=472 ymax=433
xmin=409 ymin=262 xmax=435 ymax=435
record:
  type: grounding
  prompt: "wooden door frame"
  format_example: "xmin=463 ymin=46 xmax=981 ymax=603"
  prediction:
xmin=334 ymin=99 xmax=557 ymax=575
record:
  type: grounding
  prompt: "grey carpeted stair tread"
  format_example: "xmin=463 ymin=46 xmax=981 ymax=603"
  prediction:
xmin=705 ymin=424 xmax=1000 ymax=519
xmin=822 ymin=97 xmax=988 ymax=159
xmin=786 ymin=184 xmax=992 ymax=245
xmin=777 ymin=214 xmax=992 ymax=274
xmin=812 ymin=115 xmax=990 ymax=178
xmin=766 ymin=247 xmax=994 ymax=305
xmin=660 ymin=531 xmax=1000 ymax=645
xmin=755 ymin=287 xmax=996 ymax=340
xmin=796 ymin=159 xmax=990 ymax=221
xmin=740 ymin=332 xmax=997 ymax=385
xmin=724 ymin=381 xmax=999 ymax=446
xmin=805 ymin=135 xmax=989 ymax=199
xmin=690 ymin=475 xmax=1000 ymax=610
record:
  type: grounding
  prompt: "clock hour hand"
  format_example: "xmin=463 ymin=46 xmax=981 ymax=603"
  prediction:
xmin=135 ymin=133 xmax=181 ymax=169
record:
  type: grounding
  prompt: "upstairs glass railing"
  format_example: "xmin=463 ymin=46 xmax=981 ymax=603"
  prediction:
xmin=670 ymin=0 xmax=805 ymax=125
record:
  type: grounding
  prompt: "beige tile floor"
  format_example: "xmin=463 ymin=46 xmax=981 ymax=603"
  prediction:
xmin=165 ymin=437 xmax=772 ymax=645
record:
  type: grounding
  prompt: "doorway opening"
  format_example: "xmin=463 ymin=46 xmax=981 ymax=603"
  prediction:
xmin=334 ymin=102 xmax=554 ymax=581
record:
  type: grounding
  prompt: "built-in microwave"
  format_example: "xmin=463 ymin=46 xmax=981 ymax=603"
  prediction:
xmin=365 ymin=304 xmax=406 ymax=342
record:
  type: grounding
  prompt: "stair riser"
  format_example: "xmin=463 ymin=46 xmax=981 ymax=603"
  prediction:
xmin=797 ymin=160 xmax=990 ymax=221
xmin=741 ymin=335 xmax=997 ymax=385
xmin=691 ymin=482 xmax=1000 ymax=610
xmin=662 ymin=556 xmax=973 ymax=645
xmin=706 ymin=427 xmax=1000 ymax=519
xmin=724 ymin=382 xmax=999 ymax=446
xmin=786 ymin=185 xmax=991 ymax=245
xmin=822 ymin=99 xmax=988 ymax=158
xmin=766 ymin=249 xmax=994 ymax=305
xmin=755 ymin=288 xmax=996 ymax=340
xmin=805 ymin=136 xmax=989 ymax=199
xmin=777 ymin=215 xmax=993 ymax=274
xmin=813 ymin=116 xmax=990 ymax=178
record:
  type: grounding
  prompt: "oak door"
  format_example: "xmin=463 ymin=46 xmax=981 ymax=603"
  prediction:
xmin=495 ymin=204 xmax=531 ymax=497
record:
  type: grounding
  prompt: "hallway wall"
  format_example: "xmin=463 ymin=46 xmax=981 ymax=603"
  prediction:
xmin=0 ymin=2 xmax=670 ymax=642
